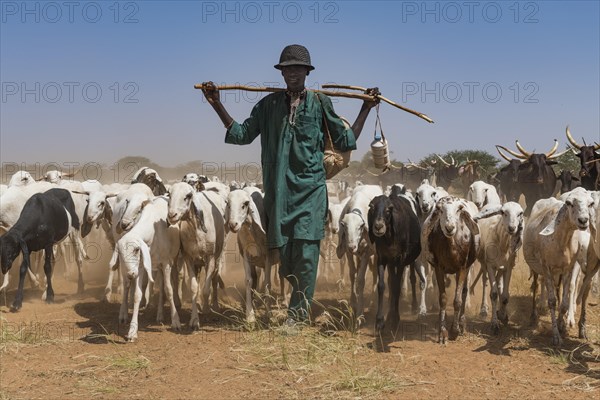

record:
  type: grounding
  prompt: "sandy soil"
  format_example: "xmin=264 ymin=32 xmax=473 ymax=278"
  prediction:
xmin=1 ymin=235 xmax=599 ymax=399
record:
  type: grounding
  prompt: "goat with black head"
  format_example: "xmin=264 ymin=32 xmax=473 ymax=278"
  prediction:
xmin=368 ymin=195 xmax=421 ymax=334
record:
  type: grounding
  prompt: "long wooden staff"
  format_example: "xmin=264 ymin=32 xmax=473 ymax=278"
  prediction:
xmin=322 ymin=84 xmax=433 ymax=123
xmin=194 ymin=83 xmax=434 ymax=123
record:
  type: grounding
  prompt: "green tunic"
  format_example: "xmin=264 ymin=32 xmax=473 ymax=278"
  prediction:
xmin=225 ymin=90 xmax=356 ymax=248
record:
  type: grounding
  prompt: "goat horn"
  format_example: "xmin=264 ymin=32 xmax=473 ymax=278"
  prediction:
xmin=497 ymin=144 xmax=528 ymax=160
xmin=63 ymin=169 xmax=80 ymax=178
xmin=435 ymin=154 xmax=451 ymax=166
xmin=565 ymin=126 xmax=582 ymax=150
xmin=450 ymin=155 xmax=456 ymax=166
xmin=106 ymin=192 xmax=119 ymax=198
xmin=515 ymin=140 xmax=532 ymax=158
xmin=547 ymin=147 xmax=570 ymax=160
xmin=585 ymin=158 xmax=600 ymax=165
xmin=546 ymin=139 xmax=559 ymax=157
xmin=71 ymin=190 xmax=90 ymax=196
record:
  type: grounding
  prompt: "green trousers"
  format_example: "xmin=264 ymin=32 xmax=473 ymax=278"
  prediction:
xmin=279 ymin=239 xmax=320 ymax=321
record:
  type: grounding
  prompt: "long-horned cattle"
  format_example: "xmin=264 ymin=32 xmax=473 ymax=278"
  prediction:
xmin=523 ymin=187 xmax=596 ymax=345
xmin=494 ymin=146 xmax=522 ymax=203
xmin=495 ymin=140 xmax=568 ymax=216
xmin=474 ymin=202 xmax=524 ymax=334
xmin=565 ymin=126 xmax=600 ymax=191
xmin=368 ymin=194 xmax=421 ymax=333
xmin=167 ymin=182 xmax=227 ymax=330
xmin=421 ymin=196 xmax=480 ymax=344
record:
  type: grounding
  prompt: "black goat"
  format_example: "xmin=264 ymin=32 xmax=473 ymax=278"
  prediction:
xmin=0 ymin=188 xmax=80 ymax=311
xmin=368 ymin=195 xmax=421 ymax=334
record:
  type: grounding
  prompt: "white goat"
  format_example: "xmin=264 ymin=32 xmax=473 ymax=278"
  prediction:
xmin=337 ymin=184 xmax=382 ymax=319
xmin=466 ymin=180 xmax=502 ymax=317
xmin=167 ymin=182 xmax=227 ymax=330
xmin=113 ymin=196 xmax=180 ymax=341
xmin=227 ymin=187 xmax=280 ymax=323
xmin=8 ymin=171 xmax=36 ymax=187
xmin=319 ymin=197 xmax=350 ymax=288
xmin=523 ymin=187 xmax=596 ymax=345
xmin=474 ymin=202 xmax=524 ymax=334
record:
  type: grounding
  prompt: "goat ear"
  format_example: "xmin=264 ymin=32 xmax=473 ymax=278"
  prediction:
xmin=461 ymin=210 xmax=479 ymax=235
xmin=138 ymin=239 xmax=154 ymax=284
xmin=81 ymin=203 xmax=92 ymax=238
xmin=157 ymin=181 xmax=168 ymax=196
xmin=540 ymin=204 xmax=567 ymax=236
xmin=248 ymin=197 xmax=266 ymax=235
xmin=474 ymin=205 xmax=502 ymax=221
xmin=511 ymin=223 xmax=524 ymax=254
xmin=336 ymin=225 xmax=347 ymax=259
xmin=589 ymin=207 xmax=597 ymax=241
xmin=192 ymin=201 xmax=208 ymax=233
xmin=367 ymin=207 xmax=376 ymax=244
xmin=141 ymin=199 xmax=151 ymax=210
xmin=104 ymin=201 xmax=113 ymax=225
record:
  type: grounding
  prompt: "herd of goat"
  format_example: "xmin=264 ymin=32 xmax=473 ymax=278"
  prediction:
xmin=0 ymin=126 xmax=599 ymax=346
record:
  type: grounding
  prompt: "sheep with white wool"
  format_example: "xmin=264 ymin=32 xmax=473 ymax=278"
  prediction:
xmin=523 ymin=187 xmax=596 ymax=345
xmin=167 ymin=182 xmax=227 ymax=329
xmin=227 ymin=187 xmax=280 ymax=323
xmin=337 ymin=184 xmax=382 ymax=319
xmin=473 ymin=202 xmax=524 ymax=334
xmin=112 ymin=196 xmax=180 ymax=341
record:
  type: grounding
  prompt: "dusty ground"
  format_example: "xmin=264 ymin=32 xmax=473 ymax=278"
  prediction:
xmin=1 ymin=235 xmax=599 ymax=399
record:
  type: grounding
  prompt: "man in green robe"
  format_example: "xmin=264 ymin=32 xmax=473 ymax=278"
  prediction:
xmin=202 ymin=44 xmax=378 ymax=323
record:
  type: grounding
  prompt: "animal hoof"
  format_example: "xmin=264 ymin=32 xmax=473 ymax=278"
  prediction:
xmin=578 ymin=326 xmax=587 ymax=340
xmin=172 ymin=321 xmax=182 ymax=331
xmin=189 ymin=319 xmax=200 ymax=331
xmin=417 ymin=310 xmax=427 ymax=320
xmin=10 ymin=303 xmax=22 ymax=312
xmin=530 ymin=312 xmax=538 ymax=327
xmin=498 ymin=312 xmax=509 ymax=325
xmin=552 ymin=335 xmax=562 ymax=347
xmin=375 ymin=318 xmax=385 ymax=334
xmin=479 ymin=309 xmax=488 ymax=318
xmin=125 ymin=335 xmax=137 ymax=343
xmin=491 ymin=323 xmax=500 ymax=336
xmin=45 ymin=297 xmax=54 ymax=305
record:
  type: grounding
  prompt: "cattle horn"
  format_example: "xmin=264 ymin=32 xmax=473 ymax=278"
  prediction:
xmin=548 ymin=147 xmax=571 ymax=160
xmin=497 ymin=144 xmax=527 ymax=160
xmin=565 ymin=126 xmax=582 ymax=150
xmin=435 ymin=154 xmax=451 ymax=166
xmin=515 ymin=140 xmax=532 ymax=158
xmin=450 ymin=155 xmax=456 ymax=166
xmin=71 ymin=190 xmax=91 ymax=196
xmin=595 ymin=142 xmax=600 ymax=151
xmin=546 ymin=139 xmax=559 ymax=157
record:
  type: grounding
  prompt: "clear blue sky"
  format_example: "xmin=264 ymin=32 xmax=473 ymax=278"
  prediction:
xmin=1 ymin=0 xmax=599 ymax=168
